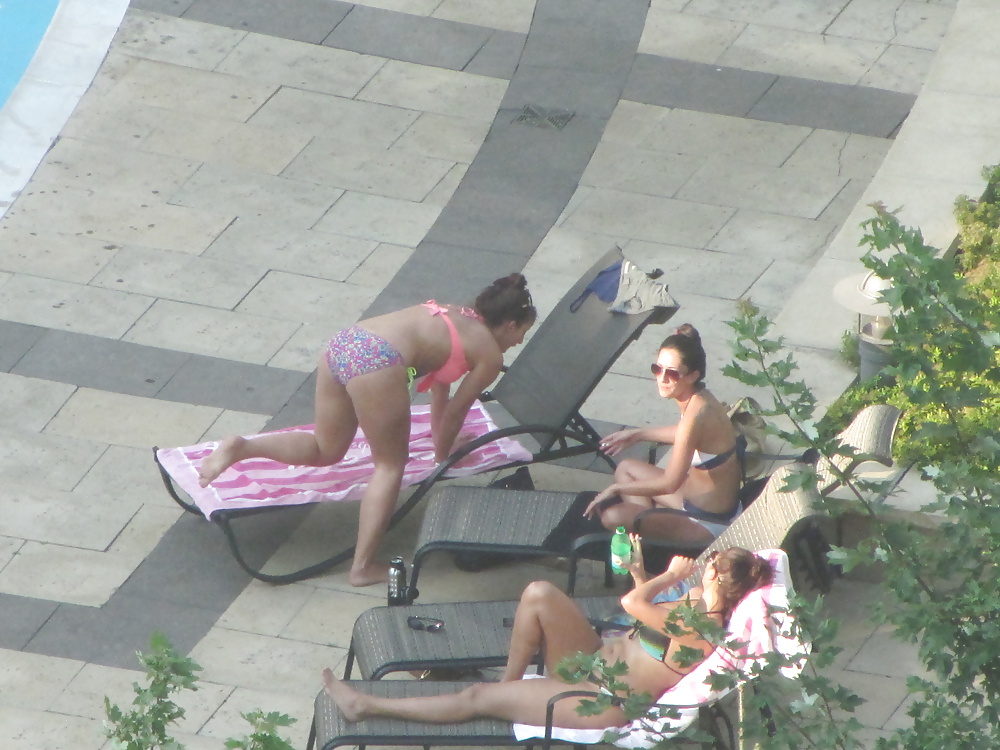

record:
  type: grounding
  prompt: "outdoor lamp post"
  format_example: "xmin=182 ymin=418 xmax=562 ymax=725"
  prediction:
xmin=833 ymin=270 xmax=894 ymax=382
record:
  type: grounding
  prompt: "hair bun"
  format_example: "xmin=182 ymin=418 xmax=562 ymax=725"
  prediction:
xmin=494 ymin=272 xmax=527 ymax=290
xmin=673 ymin=323 xmax=700 ymax=342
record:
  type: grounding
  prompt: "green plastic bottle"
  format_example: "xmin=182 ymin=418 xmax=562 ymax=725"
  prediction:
xmin=610 ymin=526 xmax=631 ymax=575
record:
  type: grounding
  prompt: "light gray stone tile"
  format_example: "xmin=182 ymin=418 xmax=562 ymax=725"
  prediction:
xmin=30 ymin=137 xmax=199 ymax=201
xmin=357 ymin=60 xmax=507 ymax=121
xmin=60 ymin=95 xmax=169 ymax=150
xmin=579 ymin=142 xmax=704 ymax=196
xmin=0 ymin=428 xmax=106 ymax=492
xmin=216 ymin=32 xmax=386 ymax=99
xmin=624 ymin=239 xmax=770 ymax=299
xmin=190 ymin=627 xmax=347 ymax=696
xmin=422 ymin=163 xmax=467 ymax=206
xmin=0 ymin=228 xmax=116 ymax=284
xmin=313 ymin=192 xmax=442 ymax=247
xmin=906 ymin=90 xmax=1000 ymax=138
xmin=860 ymin=43 xmax=938 ymax=96
xmin=393 ymin=112 xmax=491 ymax=163
xmin=2 ymin=185 xmax=235 ymax=254
xmin=199 ymin=410 xmax=270 ymax=444
xmin=562 ymin=188 xmax=735 ymax=248
xmin=0 ymin=650 xmax=83 ymax=712
xmin=102 ymin=58 xmax=279 ymax=122
xmin=739 ymin=257 xmax=816 ymax=313
xmin=124 ymin=299 xmax=301 ymax=365
xmin=0 ymin=539 xmax=138 ymax=607
xmin=718 ymin=25 xmax=886 ymax=85
xmin=45 ymin=388 xmax=222 ymax=450
xmin=0 ymin=275 xmax=153 ymax=339
xmin=642 ymin=109 xmax=812 ymax=167
xmin=686 ymin=0 xmax=849 ymax=33
xmin=281 ymin=138 xmax=455 ymax=202
xmin=773 ymin=257 xmax=863 ymax=350
xmin=638 ymin=8 xmax=745 ymax=63
xmin=349 ymin=0 xmax=442 ymax=13
xmin=346 ymin=242 xmax=415 ymax=288
xmin=169 ymin=164 xmax=344 ymax=228
xmin=431 ymin=0 xmax=535 ymax=33
xmin=248 ymin=86 xmax=419 ymax=146
xmin=205 ymin=219 xmax=378 ymax=282
xmin=75 ymin=445 xmax=175 ymax=507
xmin=0 ymin=373 xmax=75 ymax=433
xmin=526 ymin=226 xmax=628 ymax=277
xmin=601 ymin=100 xmax=669 ymax=147
xmin=783 ymin=130 xmax=892 ymax=180
xmin=112 ymin=9 xmax=245 ymax=69
xmin=140 ymin=111 xmax=314 ymax=176
xmin=90 ymin=245 xmax=265 ymax=309
xmin=827 ymin=0 xmax=953 ymax=48
xmin=236 ymin=272 xmax=375 ymax=326
xmin=279 ymin=587 xmax=380 ymax=646
xmin=708 ymin=209 xmax=839 ymax=262
xmin=267 ymin=322 xmax=332 ymax=372
xmin=197 ymin=687 xmax=313 ymax=749
xmin=677 ymin=158 xmax=850 ymax=219
xmin=0 ymin=707 xmax=102 ymax=750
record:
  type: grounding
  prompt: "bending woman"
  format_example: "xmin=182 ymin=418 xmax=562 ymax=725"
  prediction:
xmin=197 ymin=274 xmax=537 ymax=586
xmin=585 ymin=324 xmax=743 ymax=544
xmin=322 ymin=545 xmax=773 ymax=728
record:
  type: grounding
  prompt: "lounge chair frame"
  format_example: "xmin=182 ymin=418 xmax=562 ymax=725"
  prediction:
xmin=153 ymin=246 xmax=677 ymax=584
xmin=343 ymin=463 xmax=822 ymax=683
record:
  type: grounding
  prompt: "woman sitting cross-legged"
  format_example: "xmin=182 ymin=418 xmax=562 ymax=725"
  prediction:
xmin=585 ymin=323 xmax=745 ymax=545
xmin=322 ymin=543 xmax=773 ymax=730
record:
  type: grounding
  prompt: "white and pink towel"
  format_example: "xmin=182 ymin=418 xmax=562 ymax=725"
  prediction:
xmin=156 ymin=401 xmax=532 ymax=520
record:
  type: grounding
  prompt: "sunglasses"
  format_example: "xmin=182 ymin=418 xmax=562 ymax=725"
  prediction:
xmin=650 ymin=363 xmax=685 ymax=381
xmin=407 ymin=616 xmax=445 ymax=633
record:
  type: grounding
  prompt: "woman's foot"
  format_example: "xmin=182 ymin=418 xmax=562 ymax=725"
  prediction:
xmin=349 ymin=560 xmax=390 ymax=587
xmin=322 ymin=667 xmax=368 ymax=722
xmin=197 ymin=436 xmax=245 ymax=487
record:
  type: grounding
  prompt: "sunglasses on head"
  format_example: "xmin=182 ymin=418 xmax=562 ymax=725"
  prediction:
xmin=650 ymin=363 xmax=685 ymax=381
xmin=407 ymin=616 xmax=445 ymax=633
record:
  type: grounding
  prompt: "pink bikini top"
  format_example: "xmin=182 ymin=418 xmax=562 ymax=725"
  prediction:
xmin=416 ymin=301 xmax=483 ymax=392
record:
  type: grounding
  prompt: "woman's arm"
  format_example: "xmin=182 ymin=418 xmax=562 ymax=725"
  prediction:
xmin=600 ymin=424 xmax=679 ymax=456
xmin=431 ymin=359 xmax=502 ymax=462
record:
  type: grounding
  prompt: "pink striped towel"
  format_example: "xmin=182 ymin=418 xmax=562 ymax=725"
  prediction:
xmin=156 ymin=400 xmax=532 ymax=520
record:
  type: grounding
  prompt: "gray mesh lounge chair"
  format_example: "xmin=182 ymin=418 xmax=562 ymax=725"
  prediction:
xmin=342 ymin=463 xmax=820 ymax=682
xmin=401 ymin=403 xmax=900 ymax=598
xmin=153 ymin=246 xmax=677 ymax=584
xmin=311 ymin=472 xmax=817 ymax=750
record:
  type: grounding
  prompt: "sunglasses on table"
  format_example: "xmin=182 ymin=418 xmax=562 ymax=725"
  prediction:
xmin=650 ymin=363 xmax=685 ymax=381
xmin=407 ymin=616 xmax=445 ymax=633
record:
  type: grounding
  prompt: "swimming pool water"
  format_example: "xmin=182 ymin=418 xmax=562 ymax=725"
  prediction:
xmin=0 ymin=0 xmax=61 ymax=108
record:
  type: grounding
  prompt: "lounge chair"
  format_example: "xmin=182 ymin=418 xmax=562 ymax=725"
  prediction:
xmin=401 ymin=403 xmax=899 ymax=598
xmin=342 ymin=463 xmax=821 ymax=682
xmin=309 ymin=547 xmax=806 ymax=750
xmin=153 ymin=246 xmax=678 ymax=583
xmin=815 ymin=404 xmax=902 ymax=495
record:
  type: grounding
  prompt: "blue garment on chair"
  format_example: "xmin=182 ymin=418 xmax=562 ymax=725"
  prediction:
xmin=569 ymin=260 xmax=622 ymax=312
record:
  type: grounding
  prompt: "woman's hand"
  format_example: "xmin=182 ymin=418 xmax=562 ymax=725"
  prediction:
xmin=625 ymin=533 xmax=646 ymax=584
xmin=665 ymin=555 xmax=696 ymax=582
xmin=583 ymin=486 xmax=620 ymax=518
xmin=598 ymin=428 xmax=642 ymax=457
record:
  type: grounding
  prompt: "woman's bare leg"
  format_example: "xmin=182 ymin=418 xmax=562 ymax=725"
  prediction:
xmin=502 ymin=581 xmax=602 ymax=682
xmin=345 ymin=366 xmax=412 ymax=587
xmin=198 ymin=359 xmax=358 ymax=486
xmin=322 ymin=668 xmax=624 ymax=728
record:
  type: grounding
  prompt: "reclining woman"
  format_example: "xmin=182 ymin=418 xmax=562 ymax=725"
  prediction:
xmin=585 ymin=324 xmax=744 ymax=544
xmin=322 ymin=544 xmax=773 ymax=728
xmin=197 ymin=274 xmax=537 ymax=587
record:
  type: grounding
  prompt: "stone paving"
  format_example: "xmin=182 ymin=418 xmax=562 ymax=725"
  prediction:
xmin=0 ymin=0 xmax=997 ymax=748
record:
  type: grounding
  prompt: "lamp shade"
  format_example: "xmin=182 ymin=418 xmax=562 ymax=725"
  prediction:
xmin=833 ymin=270 xmax=892 ymax=317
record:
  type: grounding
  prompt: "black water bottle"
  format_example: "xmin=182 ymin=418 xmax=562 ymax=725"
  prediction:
xmin=388 ymin=556 xmax=407 ymax=606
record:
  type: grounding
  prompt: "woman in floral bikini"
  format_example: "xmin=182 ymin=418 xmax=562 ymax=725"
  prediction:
xmin=198 ymin=274 xmax=537 ymax=586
